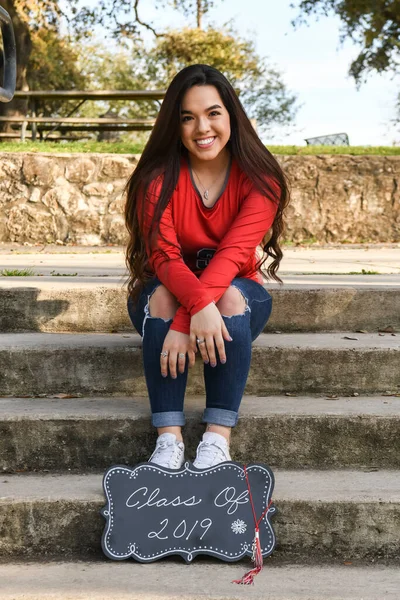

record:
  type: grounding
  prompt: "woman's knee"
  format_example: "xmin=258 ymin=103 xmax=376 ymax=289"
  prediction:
xmin=149 ymin=285 xmax=179 ymax=319
xmin=216 ymin=286 xmax=246 ymax=316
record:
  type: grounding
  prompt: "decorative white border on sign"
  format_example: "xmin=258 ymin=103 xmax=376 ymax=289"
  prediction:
xmin=101 ymin=461 xmax=275 ymax=562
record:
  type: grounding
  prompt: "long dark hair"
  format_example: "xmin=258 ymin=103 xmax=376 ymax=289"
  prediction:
xmin=125 ymin=64 xmax=290 ymax=301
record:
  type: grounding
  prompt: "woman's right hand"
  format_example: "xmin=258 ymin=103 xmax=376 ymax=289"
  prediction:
xmin=161 ymin=329 xmax=197 ymax=378
xmin=189 ymin=302 xmax=232 ymax=366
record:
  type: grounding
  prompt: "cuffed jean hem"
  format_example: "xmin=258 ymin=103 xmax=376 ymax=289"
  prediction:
xmin=152 ymin=411 xmax=186 ymax=428
xmin=202 ymin=407 xmax=239 ymax=427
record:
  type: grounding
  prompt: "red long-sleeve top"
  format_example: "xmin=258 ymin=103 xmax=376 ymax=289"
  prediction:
xmin=142 ymin=155 xmax=279 ymax=334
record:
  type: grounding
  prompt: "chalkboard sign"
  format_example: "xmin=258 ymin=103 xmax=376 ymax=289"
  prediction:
xmin=101 ymin=461 xmax=276 ymax=563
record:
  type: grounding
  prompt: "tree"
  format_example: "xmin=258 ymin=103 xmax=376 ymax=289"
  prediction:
xmin=0 ymin=0 xmax=145 ymax=127
xmin=0 ymin=0 xmax=224 ymax=93
xmin=145 ymin=27 xmax=298 ymax=134
xmin=27 ymin=29 xmax=86 ymax=115
xmin=291 ymin=0 xmax=400 ymax=82
xmin=76 ymin=25 xmax=298 ymax=137
xmin=0 ymin=0 xmax=297 ymax=138
xmin=167 ymin=0 xmax=221 ymax=29
xmin=96 ymin=1 xmax=224 ymax=36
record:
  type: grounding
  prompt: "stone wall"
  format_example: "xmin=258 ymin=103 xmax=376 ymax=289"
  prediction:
xmin=0 ymin=152 xmax=399 ymax=244
xmin=283 ymin=154 xmax=400 ymax=243
xmin=0 ymin=153 xmax=137 ymax=245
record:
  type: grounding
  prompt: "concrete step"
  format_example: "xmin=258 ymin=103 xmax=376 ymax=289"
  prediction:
xmin=0 ymin=278 xmax=399 ymax=333
xmin=1 ymin=396 xmax=399 ymax=473
xmin=1 ymin=562 xmax=400 ymax=600
xmin=1 ymin=470 xmax=399 ymax=561
xmin=0 ymin=332 xmax=398 ymax=397
xmin=1 ymin=244 xmax=400 ymax=275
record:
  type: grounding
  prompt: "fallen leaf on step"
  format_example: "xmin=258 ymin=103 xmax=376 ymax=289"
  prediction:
xmin=355 ymin=330 xmax=368 ymax=334
xmin=285 ymin=392 xmax=297 ymax=396
xmin=274 ymin=330 xmax=282 ymax=334
xmin=343 ymin=562 xmax=352 ymax=566
xmin=342 ymin=336 xmax=359 ymax=340
xmin=51 ymin=393 xmax=79 ymax=399
xmin=378 ymin=333 xmax=385 ymax=336
xmin=351 ymin=392 xmax=359 ymax=397
xmin=326 ymin=395 xmax=338 ymax=399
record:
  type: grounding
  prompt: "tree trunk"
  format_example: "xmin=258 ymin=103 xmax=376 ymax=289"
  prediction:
xmin=197 ymin=0 xmax=202 ymax=29
xmin=0 ymin=0 xmax=32 ymax=135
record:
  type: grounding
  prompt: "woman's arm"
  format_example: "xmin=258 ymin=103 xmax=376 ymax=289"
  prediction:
xmin=143 ymin=179 xmax=214 ymax=319
xmin=170 ymin=182 xmax=279 ymax=333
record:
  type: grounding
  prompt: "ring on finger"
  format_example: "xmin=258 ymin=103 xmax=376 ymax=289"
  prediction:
xmin=160 ymin=350 xmax=169 ymax=358
xmin=178 ymin=353 xmax=185 ymax=358
xmin=196 ymin=338 xmax=206 ymax=344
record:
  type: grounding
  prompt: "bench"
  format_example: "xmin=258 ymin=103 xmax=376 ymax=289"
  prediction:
xmin=3 ymin=90 xmax=166 ymax=141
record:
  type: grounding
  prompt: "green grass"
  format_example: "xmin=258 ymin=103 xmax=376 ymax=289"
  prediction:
xmin=348 ymin=269 xmax=380 ymax=275
xmin=0 ymin=268 xmax=36 ymax=276
xmin=296 ymin=236 xmax=318 ymax=245
xmin=0 ymin=141 xmax=145 ymax=154
xmin=0 ymin=141 xmax=399 ymax=155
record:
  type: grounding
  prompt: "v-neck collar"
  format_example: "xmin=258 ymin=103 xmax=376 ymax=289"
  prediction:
xmin=185 ymin=153 xmax=233 ymax=210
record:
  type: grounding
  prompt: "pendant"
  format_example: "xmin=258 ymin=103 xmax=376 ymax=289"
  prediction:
xmin=204 ymin=190 xmax=209 ymax=200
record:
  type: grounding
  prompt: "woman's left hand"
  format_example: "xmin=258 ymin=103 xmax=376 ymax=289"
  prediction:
xmin=189 ymin=302 xmax=231 ymax=366
xmin=160 ymin=330 xmax=197 ymax=378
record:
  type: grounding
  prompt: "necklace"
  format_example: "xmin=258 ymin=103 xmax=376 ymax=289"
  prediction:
xmin=191 ymin=166 xmax=227 ymax=201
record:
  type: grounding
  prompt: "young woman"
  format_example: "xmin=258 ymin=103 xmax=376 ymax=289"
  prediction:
xmin=125 ymin=64 xmax=289 ymax=470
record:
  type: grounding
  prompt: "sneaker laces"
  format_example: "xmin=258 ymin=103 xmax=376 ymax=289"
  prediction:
xmin=150 ymin=436 xmax=183 ymax=468
xmin=194 ymin=439 xmax=230 ymax=469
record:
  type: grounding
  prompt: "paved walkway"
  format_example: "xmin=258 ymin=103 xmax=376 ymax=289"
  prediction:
xmin=0 ymin=244 xmax=399 ymax=280
xmin=2 ymin=562 xmax=400 ymax=600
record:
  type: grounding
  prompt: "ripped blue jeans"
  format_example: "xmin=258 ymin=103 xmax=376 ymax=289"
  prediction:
xmin=127 ymin=277 xmax=272 ymax=429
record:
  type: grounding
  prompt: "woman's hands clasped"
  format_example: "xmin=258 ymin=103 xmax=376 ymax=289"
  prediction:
xmin=189 ymin=302 xmax=232 ymax=367
xmin=160 ymin=302 xmax=232 ymax=377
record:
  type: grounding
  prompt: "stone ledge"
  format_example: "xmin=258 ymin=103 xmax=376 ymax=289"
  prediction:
xmin=0 ymin=282 xmax=398 ymax=333
xmin=1 ymin=470 xmax=399 ymax=560
xmin=0 ymin=332 xmax=398 ymax=396
xmin=0 ymin=152 xmax=399 ymax=244
xmin=0 ymin=395 xmax=399 ymax=471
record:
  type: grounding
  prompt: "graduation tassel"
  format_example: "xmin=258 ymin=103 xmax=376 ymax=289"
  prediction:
xmin=252 ymin=529 xmax=263 ymax=570
xmin=232 ymin=466 xmax=272 ymax=585
xmin=232 ymin=528 xmax=262 ymax=585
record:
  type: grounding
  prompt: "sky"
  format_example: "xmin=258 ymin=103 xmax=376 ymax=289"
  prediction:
xmin=71 ymin=0 xmax=400 ymax=146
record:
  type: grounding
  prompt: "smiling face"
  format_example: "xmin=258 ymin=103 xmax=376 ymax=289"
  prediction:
xmin=180 ymin=85 xmax=231 ymax=165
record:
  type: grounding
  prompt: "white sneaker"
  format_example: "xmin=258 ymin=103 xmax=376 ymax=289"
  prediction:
xmin=148 ymin=433 xmax=185 ymax=469
xmin=193 ymin=432 xmax=232 ymax=469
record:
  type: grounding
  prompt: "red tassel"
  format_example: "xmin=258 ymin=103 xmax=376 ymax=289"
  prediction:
xmin=232 ymin=529 xmax=263 ymax=585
